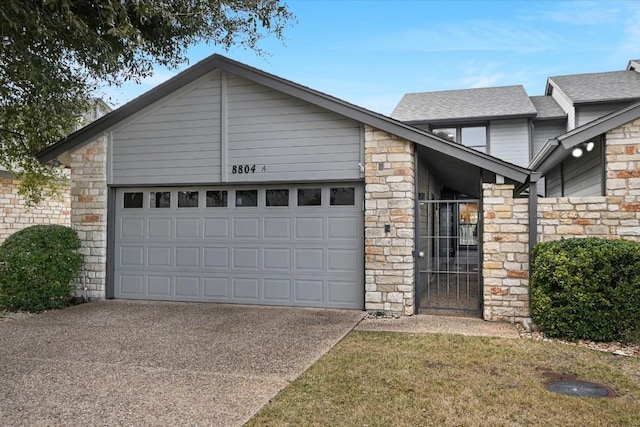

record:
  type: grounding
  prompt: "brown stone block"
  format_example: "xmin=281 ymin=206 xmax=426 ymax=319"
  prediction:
xmin=78 ymin=195 xmax=94 ymax=203
xmin=622 ymin=203 xmax=640 ymax=211
xmin=485 ymin=211 xmax=496 ymax=219
xmin=394 ymin=168 xmax=412 ymax=176
xmin=626 ymin=145 xmax=636 ymax=155
xmin=573 ymin=218 xmax=593 ymax=225
xmin=490 ymin=287 xmax=509 ymax=296
xmin=617 ymin=170 xmax=640 ymax=178
xmin=507 ymin=270 xmax=528 ymax=278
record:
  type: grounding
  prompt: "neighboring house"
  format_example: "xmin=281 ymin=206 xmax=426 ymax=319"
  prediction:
xmin=0 ymin=99 xmax=111 ymax=244
xmin=35 ymin=55 xmax=640 ymax=323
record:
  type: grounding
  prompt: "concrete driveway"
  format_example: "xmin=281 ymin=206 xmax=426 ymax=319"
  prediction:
xmin=0 ymin=301 xmax=365 ymax=426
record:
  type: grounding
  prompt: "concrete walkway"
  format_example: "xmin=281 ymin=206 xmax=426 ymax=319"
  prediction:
xmin=356 ymin=314 xmax=520 ymax=338
xmin=0 ymin=301 xmax=364 ymax=426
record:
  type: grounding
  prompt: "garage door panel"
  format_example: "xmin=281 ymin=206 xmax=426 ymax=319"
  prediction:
xmin=175 ymin=247 xmax=201 ymax=268
xmin=203 ymin=247 xmax=230 ymax=269
xmin=264 ymin=248 xmax=291 ymax=270
xmin=295 ymin=218 xmax=324 ymax=239
xmin=328 ymin=217 xmax=358 ymax=239
xmin=263 ymin=278 xmax=292 ymax=301
xmin=148 ymin=275 xmax=171 ymax=297
xmin=295 ymin=279 xmax=324 ymax=303
xmin=203 ymin=277 xmax=230 ymax=299
xmin=176 ymin=276 xmax=200 ymax=298
xmin=233 ymin=217 xmax=260 ymax=238
xmin=328 ymin=249 xmax=358 ymax=272
xmin=120 ymin=274 xmax=144 ymax=296
xmin=148 ymin=246 xmax=172 ymax=267
xmin=294 ymin=248 xmax=324 ymax=271
xmin=233 ymin=248 xmax=260 ymax=269
xmin=120 ymin=246 xmax=145 ymax=267
xmin=149 ymin=218 xmax=173 ymax=238
xmin=232 ymin=278 xmax=260 ymax=299
xmin=264 ymin=217 xmax=291 ymax=239
xmin=328 ymin=280 xmax=360 ymax=305
xmin=114 ymin=184 xmax=363 ymax=309
xmin=121 ymin=218 xmax=145 ymax=239
xmin=204 ymin=218 xmax=229 ymax=238
xmin=176 ymin=218 xmax=200 ymax=238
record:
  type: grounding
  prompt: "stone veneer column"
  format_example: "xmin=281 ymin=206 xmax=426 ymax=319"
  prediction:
xmin=482 ymin=183 xmax=530 ymax=322
xmin=69 ymin=136 xmax=108 ymax=299
xmin=363 ymin=125 xmax=415 ymax=315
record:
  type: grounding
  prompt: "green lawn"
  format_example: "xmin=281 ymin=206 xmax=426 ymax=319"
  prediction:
xmin=247 ymin=331 xmax=640 ymax=427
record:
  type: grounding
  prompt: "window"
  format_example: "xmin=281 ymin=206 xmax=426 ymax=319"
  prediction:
xmin=459 ymin=203 xmax=478 ymax=246
xmin=330 ymin=187 xmax=355 ymax=206
xmin=298 ymin=188 xmax=322 ymax=206
xmin=266 ymin=189 xmax=289 ymax=207
xmin=461 ymin=127 xmax=487 ymax=152
xmin=206 ymin=190 xmax=228 ymax=207
xmin=432 ymin=128 xmax=456 ymax=142
xmin=432 ymin=125 xmax=487 ymax=153
xmin=150 ymin=191 xmax=170 ymax=208
xmin=178 ymin=191 xmax=199 ymax=208
xmin=235 ymin=190 xmax=258 ymax=207
xmin=123 ymin=192 xmax=143 ymax=208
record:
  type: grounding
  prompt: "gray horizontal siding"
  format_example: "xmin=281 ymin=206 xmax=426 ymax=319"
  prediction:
xmin=544 ymin=143 xmax=602 ymax=197
xmin=489 ymin=119 xmax=529 ymax=167
xmin=545 ymin=167 xmax=562 ymax=197
xmin=562 ymin=143 xmax=602 ymax=196
xmin=111 ymin=72 xmax=222 ymax=186
xmin=532 ymin=120 xmax=565 ymax=159
xmin=576 ymin=103 xmax=631 ymax=127
xmin=226 ymin=75 xmax=362 ymax=183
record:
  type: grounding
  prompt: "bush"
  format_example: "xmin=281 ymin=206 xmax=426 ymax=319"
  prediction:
xmin=531 ymin=237 xmax=640 ymax=343
xmin=0 ymin=225 xmax=83 ymax=312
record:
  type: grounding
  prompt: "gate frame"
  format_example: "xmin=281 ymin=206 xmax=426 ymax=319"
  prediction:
xmin=414 ymin=197 xmax=483 ymax=316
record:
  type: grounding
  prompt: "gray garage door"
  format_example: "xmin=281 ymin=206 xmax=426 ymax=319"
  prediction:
xmin=113 ymin=184 xmax=364 ymax=309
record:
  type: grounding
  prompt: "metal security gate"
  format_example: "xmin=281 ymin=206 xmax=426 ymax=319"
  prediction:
xmin=417 ymin=199 xmax=481 ymax=316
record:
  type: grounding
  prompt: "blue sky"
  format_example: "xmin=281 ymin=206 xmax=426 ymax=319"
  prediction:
xmin=101 ymin=0 xmax=640 ymax=115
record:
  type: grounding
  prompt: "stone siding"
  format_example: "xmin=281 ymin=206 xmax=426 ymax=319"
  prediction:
xmin=0 ymin=176 xmax=70 ymax=244
xmin=482 ymin=184 xmax=530 ymax=322
xmin=363 ymin=125 xmax=415 ymax=315
xmin=69 ymin=136 xmax=108 ymax=299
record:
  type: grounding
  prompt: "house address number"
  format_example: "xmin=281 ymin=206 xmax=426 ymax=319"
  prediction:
xmin=231 ymin=164 xmax=256 ymax=174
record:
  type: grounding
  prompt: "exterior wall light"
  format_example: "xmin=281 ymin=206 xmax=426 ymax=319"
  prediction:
xmin=571 ymin=141 xmax=596 ymax=158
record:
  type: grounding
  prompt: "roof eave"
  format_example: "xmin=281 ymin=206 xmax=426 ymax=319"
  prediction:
xmin=402 ymin=113 xmax=537 ymax=126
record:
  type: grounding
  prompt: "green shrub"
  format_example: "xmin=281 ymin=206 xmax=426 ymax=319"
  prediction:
xmin=531 ymin=237 xmax=640 ymax=343
xmin=0 ymin=225 xmax=83 ymax=312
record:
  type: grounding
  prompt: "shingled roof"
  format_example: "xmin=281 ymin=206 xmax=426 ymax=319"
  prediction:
xmin=547 ymin=70 xmax=640 ymax=104
xmin=529 ymin=96 xmax=566 ymax=120
xmin=391 ymin=85 xmax=538 ymax=123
